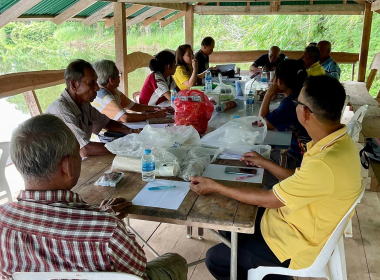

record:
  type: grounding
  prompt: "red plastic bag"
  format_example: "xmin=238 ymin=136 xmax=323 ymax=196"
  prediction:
xmin=174 ymin=89 xmax=214 ymax=134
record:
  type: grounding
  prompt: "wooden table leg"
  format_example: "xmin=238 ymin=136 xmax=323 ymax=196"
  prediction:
xmin=230 ymin=231 xmax=238 ymax=280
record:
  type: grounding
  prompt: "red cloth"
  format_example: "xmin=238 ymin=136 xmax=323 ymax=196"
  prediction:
xmin=139 ymin=73 xmax=169 ymax=105
xmin=0 ymin=190 xmax=147 ymax=280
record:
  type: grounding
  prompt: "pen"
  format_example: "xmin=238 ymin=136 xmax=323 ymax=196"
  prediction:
xmin=147 ymin=186 xmax=176 ymax=191
xmin=234 ymin=175 xmax=255 ymax=181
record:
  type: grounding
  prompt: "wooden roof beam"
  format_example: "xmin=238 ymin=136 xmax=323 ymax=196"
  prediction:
xmin=105 ymin=4 xmax=146 ymax=28
xmin=371 ymin=0 xmax=380 ymax=13
xmin=51 ymin=0 xmax=96 ymax=25
xmin=142 ymin=9 xmax=174 ymax=27
xmin=160 ymin=11 xmax=185 ymax=28
xmin=194 ymin=4 xmax=364 ymax=15
xmin=0 ymin=0 xmax=44 ymax=29
xmin=126 ymin=7 xmax=162 ymax=26
xmin=82 ymin=3 xmax=114 ymax=26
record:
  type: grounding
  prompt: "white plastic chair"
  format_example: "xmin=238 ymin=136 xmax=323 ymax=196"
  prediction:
xmin=0 ymin=142 xmax=12 ymax=203
xmin=248 ymin=187 xmax=365 ymax=280
xmin=349 ymin=104 xmax=369 ymax=123
xmin=341 ymin=95 xmax=350 ymax=121
xmin=12 ymin=271 xmax=143 ymax=280
xmin=346 ymin=120 xmax=362 ymax=139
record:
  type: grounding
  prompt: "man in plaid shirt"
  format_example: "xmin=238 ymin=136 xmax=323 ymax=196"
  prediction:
xmin=0 ymin=114 xmax=187 ymax=280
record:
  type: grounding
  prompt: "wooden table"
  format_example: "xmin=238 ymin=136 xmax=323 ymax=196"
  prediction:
xmin=74 ymin=155 xmax=266 ymax=280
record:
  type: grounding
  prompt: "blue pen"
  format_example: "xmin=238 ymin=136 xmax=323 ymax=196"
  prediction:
xmin=147 ymin=186 xmax=176 ymax=191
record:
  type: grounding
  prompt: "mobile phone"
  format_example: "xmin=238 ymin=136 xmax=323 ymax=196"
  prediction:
xmin=224 ymin=167 xmax=257 ymax=175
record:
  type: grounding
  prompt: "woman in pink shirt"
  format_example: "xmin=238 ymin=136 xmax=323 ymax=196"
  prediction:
xmin=139 ymin=51 xmax=177 ymax=105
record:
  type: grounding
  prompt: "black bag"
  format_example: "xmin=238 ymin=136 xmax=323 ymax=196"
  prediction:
xmin=360 ymin=138 xmax=380 ymax=169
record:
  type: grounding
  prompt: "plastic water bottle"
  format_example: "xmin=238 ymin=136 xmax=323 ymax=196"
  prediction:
xmin=205 ymin=69 xmax=212 ymax=92
xmin=142 ymin=149 xmax=155 ymax=182
xmin=171 ymin=89 xmax=178 ymax=108
xmin=261 ymin=71 xmax=268 ymax=90
xmin=246 ymin=91 xmax=255 ymax=107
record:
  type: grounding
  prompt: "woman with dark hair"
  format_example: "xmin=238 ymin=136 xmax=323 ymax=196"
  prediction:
xmin=173 ymin=44 xmax=206 ymax=91
xmin=139 ymin=50 xmax=177 ymax=105
xmin=258 ymin=59 xmax=311 ymax=166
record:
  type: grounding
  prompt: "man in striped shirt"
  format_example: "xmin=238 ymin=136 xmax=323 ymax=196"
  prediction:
xmin=0 ymin=114 xmax=187 ymax=280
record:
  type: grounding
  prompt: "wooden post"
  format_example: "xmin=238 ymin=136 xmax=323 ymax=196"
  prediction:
xmin=185 ymin=4 xmax=194 ymax=47
xmin=358 ymin=2 xmax=373 ymax=82
xmin=23 ymin=90 xmax=42 ymax=116
xmin=114 ymin=2 xmax=128 ymax=96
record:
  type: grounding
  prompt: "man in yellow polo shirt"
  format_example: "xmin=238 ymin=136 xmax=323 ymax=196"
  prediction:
xmin=189 ymin=75 xmax=362 ymax=280
xmin=303 ymin=45 xmax=326 ymax=77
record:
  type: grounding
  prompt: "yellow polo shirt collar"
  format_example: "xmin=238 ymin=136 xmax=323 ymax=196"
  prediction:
xmin=305 ymin=125 xmax=347 ymax=157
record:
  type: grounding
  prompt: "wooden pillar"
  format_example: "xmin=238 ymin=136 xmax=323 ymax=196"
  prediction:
xmin=114 ymin=2 xmax=128 ymax=96
xmin=358 ymin=2 xmax=373 ymax=82
xmin=185 ymin=4 xmax=194 ymax=47
xmin=23 ymin=90 xmax=42 ymax=116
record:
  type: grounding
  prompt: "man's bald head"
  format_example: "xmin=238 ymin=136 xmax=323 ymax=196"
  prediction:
xmin=317 ymin=41 xmax=332 ymax=63
xmin=269 ymin=46 xmax=281 ymax=64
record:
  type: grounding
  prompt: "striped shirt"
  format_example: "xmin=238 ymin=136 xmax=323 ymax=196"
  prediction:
xmin=46 ymin=90 xmax=110 ymax=149
xmin=92 ymin=88 xmax=135 ymax=121
xmin=0 ymin=190 xmax=147 ymax=280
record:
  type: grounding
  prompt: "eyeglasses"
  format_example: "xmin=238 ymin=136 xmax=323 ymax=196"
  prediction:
xmin=292 ymin=99 xmax=313 ymax=113
xmin=118 ymin=72 xmax=122 ymax=77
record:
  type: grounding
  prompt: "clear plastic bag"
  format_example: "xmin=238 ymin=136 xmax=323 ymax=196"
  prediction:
xmin=201 ymin=116 xmax=267 ymax=150
xmin=95 ymin=172 xmax=124 ymax=187
xmin=105 ymin=125 xmax=201 ymax=157
xmin=212 ymin=73 xmax=236 ymax=100
xmin=217 ymin=145 xmax=271 ymax=160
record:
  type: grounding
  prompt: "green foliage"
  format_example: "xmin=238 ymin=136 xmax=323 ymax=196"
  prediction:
xmin=1 ymin=12 xmax=380 ymax=114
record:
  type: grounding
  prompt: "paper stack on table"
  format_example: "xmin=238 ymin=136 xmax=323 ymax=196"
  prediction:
xmin=202 ymin=164 xmax=264 ymax=183
xmin=132 ymin=179 xmax=190 ymax=210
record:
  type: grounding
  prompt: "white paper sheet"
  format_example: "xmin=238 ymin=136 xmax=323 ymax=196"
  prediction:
xmin=202 ymin=164 xmax=264 ymax=183
xmin=132 ymin=179 xmax=190 ymax=210
xmin=126 ymin=123 xmax=170 ymax=130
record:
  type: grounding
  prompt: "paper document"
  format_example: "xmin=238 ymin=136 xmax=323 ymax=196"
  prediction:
xmin=202 ymin=164 xmax=264 ymax=183
xmin=126 ymin=123 xmax=170 ymax=130
xmin=132 ymin=179 xmax=190 ymax=210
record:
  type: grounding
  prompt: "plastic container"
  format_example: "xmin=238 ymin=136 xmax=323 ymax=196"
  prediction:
xmin=261 ymin=71 xmax=268 ymax=90
xmin=235 ymin=80 xmax=246 ymax=96
xmin=205 ymin=69 xmax=212 ymax=92
xmin=142 ymin=149 xmax=155 ymax=182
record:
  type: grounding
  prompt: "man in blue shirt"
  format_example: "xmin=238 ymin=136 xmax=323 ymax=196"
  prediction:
xmin=318 ymin=41 xmax=341 ymax=80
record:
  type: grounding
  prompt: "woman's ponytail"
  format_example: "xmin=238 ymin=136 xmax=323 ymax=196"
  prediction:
xmin=149 ymin=50 xmax=175 ymax=74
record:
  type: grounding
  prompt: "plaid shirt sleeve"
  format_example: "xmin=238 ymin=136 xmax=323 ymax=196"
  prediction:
xmin=108 ymin=220 xmax=147 ymax=279
xmin=88 ymin=104 xmax=110 ymax=135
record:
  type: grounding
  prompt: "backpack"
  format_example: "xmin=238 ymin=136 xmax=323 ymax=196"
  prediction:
xmin=360 ymin=138 xmax=380 ymax=169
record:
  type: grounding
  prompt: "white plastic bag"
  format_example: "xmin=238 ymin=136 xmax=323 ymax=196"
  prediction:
xmin=217 ymin=145 xmax=271 ymax=160
xmin=105 ymin=125 xmax=201 ymax=157
xmin=201 ymin=116 xmax=267 ymax=150
xmin=212 ymin=73 xmax=236 ymax=101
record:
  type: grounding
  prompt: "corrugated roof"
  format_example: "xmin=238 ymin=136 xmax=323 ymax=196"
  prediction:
xmin=129 ymin=6 xmax=151 ymax=18
xmin=77 ymin=1 xmax=111 ymax=17
xmin=0 ymin=0 xmax=20 ymax=14
xmin=163 ymin=11 xmax=180 ymax=20
xmin=26 ymin=0 xmax=79 ymax=16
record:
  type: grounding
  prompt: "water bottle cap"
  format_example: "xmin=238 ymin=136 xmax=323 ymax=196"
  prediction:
xmin=249 ymin=91 xmax=253 ymax=94
xmin=234 ymin=115 xmax=240 ymax=118
xmin=144 ymin=149 xmax=151 ymax=154
xmin=172 ymin=89 xmax=177 ymax=93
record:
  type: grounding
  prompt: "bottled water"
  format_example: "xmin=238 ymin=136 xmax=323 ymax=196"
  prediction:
xmin=246 ymin=90 xmax=255 ymax=107
xmin=142 ymin=149 xmax=155 ymax=182
xmin=171 ymin=89 xmax=178 ymax=108
xmin=261 ymin=71 xmax=268 ymax=90
xmin=205 ymin=69 xmax=212 ymax=92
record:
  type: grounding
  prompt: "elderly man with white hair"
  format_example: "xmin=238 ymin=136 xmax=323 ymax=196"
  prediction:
xmin=92 ymin=59 xmax=171 ymax=123
xmin=0 ymin=114 xmax=188 ymax=280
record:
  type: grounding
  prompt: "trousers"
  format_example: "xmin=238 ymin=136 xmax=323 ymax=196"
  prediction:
xmin=146 ymin=252 xmax=188 ymax=280
xmin=205 ymin=207 xmax=292 ymax=280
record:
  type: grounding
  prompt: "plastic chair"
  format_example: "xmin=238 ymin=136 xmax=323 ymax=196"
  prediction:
xmin=346 ymin=120 xmax=362 ymax=139
xmin=247 ymin=187 xmax=365 ymax=280
xmin=341 ymin=95 xmax=350 ymax=121
xmin=349 ymin=104 xmax=368 ymax=124
xmin=0 ymin=142 xmax=12 ymax=203
xmin=132 ymin=91 xmax=141 ymax=103
xmin=12 ymin=271 xmax=143 ymax=280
